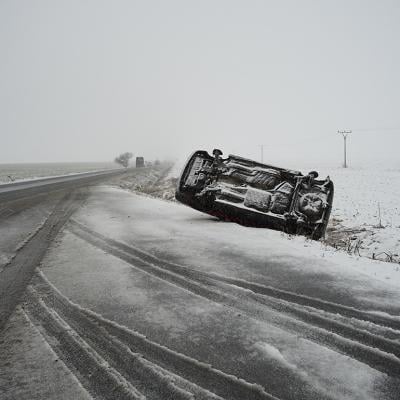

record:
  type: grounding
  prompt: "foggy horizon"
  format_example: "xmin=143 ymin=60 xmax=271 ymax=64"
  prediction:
xmin=1 ymin=1 xmax=400 ymax=167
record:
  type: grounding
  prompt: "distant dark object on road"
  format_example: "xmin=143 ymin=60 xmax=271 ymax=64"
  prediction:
xmin=176 ymin=149 xmax=334 ymax=240
xmin=136 ymin=157 xmax=145 ymax=168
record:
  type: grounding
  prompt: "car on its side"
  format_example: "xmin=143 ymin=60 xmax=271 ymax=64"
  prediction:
xmin=175 ymin=149 xmax=334 ymax=240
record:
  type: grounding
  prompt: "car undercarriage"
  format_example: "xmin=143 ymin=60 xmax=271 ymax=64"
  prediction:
xmin=176 ymin=150 xmax=334 ymax=240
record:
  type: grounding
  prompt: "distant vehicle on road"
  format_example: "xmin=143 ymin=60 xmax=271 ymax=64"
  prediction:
xmin=136 ymin=157 xmax=145 ymax=168
xmin=176 ymin=149 xmax=334 ymax=240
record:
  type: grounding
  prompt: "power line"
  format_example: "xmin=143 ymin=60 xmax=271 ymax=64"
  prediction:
xmin=351 ymin=127 xmax=400 ymax=133
xmin=259 ymin=144 xmax=266 ymax=163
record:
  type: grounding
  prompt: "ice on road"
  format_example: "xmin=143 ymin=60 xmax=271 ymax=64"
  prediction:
xmin=76 ymin=187 xmax=400 ymax=312
xmin=2 ymin=185 xmax=400 ymax=399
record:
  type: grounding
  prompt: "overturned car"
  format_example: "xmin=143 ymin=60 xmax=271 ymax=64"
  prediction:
xmin=175 ymin=150 xmax=334 ymax=240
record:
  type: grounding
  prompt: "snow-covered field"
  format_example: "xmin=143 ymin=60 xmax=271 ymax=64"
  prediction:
xmin=324 ymin=166 xmax=400 ymax=263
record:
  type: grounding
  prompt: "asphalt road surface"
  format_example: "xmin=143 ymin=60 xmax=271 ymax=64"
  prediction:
xmin=0 ymin=169 xmax=130 ymax=329
xmin=1 ymin=180 xmax=399 ymax=400
xmin=0 ymin=168 xmax=127 ymax=202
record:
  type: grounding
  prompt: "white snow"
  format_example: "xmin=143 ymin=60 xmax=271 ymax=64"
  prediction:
xmin=32 ymin=184 xmax=399 ymax=399
xmin=0 ymin=307 xmax=92 ymax=400
xmin=253 ymin=342 xmax=299 ymax=371
xmin=324 ymin=166 xmax=400 ymax=262
xmin=76 ymin=186 xmax=400 ymax=306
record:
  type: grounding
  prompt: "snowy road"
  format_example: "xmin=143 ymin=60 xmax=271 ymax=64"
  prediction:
xmin=1 ymin=185 xmax=400 ymax=399
xmin=0 ymin=168 xmax=126 ymax=203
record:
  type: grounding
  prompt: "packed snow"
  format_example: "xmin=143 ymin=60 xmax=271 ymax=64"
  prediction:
xmin=75 ymin=187 xmax=400 ymax=308
xmin=0 ymin=307 xmax=91 ymax=400
xmin=39 ymin=196 xmax=398 ymax=399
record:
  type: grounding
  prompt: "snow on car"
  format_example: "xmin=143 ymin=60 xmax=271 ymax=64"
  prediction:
xmin=176 ymin=149 xmax=334 ymax=240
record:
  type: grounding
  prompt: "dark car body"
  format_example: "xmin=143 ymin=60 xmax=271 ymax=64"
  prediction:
xmin=175 ymin=150 xmax=334 ymax=240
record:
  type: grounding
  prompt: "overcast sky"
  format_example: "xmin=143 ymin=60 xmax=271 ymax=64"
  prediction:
xmin=1 ymin=0 xmax=399 ymax=167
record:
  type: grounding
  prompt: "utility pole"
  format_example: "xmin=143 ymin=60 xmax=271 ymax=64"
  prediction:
xmin=338 ymin=130 xmax=351 ymax=168
xmin=259 ymin=144 xmax=265 ymax=163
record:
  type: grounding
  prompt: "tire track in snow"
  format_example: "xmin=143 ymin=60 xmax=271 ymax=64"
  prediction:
xmin=69 ymin=219 xmax=400 ymax=332
xmin=29 ymin=271 xmax=279 ymax=400
xmin=25 ymin=286 xmax=145 ymax=400
xmin=26 ymin=285 xmax=216 ymax=400
xmin=68 ymin=220 xmax=400 ymax=378
xmin=0 ymin=191 xmax=86 ymax=331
